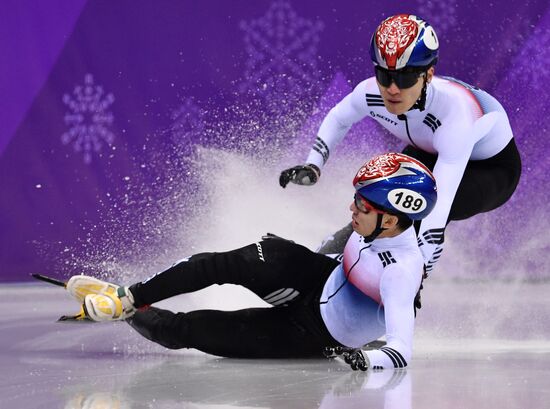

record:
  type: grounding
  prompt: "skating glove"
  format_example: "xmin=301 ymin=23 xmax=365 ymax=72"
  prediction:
xmin=324 ymin=346 xmax=369 ymax=371
xmin=413 ymin=282 xmax=423 ymax=315
xmin=342 ymin=349 xmax=369 ymax=371
xmin=413 ymin=267 xmax=428 ymax=316
xmin=279 ymin=164 xmax=320 ymax=188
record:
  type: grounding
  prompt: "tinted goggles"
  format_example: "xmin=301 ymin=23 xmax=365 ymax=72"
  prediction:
xmin=375 ymin=66 xmax=424 ymax=89
xmin=354 ymin=193 xmax=386 ymax=215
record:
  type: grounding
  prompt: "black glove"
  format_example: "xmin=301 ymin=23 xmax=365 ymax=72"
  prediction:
xmin=279 ymin=164 xmax=320 ymax=188
xmin=324 ymin=346 xmax=369 ymax=371
xmin=343 ymin=349 xmax=369 ymax=371
xmin=413 ymin=267 xmax=428 ymax=316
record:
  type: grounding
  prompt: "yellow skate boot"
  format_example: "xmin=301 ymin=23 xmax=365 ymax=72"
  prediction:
xmin=66 ymin=275 xmax=120 ymax=303
xmin=83 ymin=286 xmax=136 ymax=321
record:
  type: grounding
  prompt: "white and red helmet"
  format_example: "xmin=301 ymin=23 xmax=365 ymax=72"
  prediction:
xmin=369 ymin=14 xmax=439 ymax=70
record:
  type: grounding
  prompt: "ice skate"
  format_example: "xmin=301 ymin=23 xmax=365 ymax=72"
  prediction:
xmin=66 ymin=274 xmax=121 ymax=303
xmin=83 ymin=286 xmax=136 ymax=322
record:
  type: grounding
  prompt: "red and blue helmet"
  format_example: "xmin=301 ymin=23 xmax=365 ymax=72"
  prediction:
xmin=353 ymin=153 xmax=437 ymax=220
xmin=369 ymin=14 xmax=439 ymax=70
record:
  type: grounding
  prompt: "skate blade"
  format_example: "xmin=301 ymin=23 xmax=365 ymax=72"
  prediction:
xmin=57 ymin=306 xmax=93 ymax=323
xmin=57 ymin=314 xmax=93 ymax=323
xmin=31 ymin=273 xmax=66 ymax=288
xmin=30 ymin=274 xmax=96 ymax=322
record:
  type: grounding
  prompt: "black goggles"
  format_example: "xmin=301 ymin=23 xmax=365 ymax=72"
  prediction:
xmin=374 ymin=66 xmax=425 ymax=89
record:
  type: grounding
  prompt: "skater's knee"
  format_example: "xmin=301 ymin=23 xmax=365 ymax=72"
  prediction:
xmin=317 ymin=223 xmax=353 ymax=254
xmin=129 ymin=308 xmax=190 ymax=350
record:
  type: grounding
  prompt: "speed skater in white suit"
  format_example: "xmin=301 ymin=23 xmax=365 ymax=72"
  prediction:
xmin=64 ymin=152 xmax=437 ymax=371
xmin=279 ymin=14 xmax=521 ymax=276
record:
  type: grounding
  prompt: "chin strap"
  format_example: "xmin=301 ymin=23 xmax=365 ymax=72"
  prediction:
xmin=362 ymin=213 xmax=387 ymax=243
xmin=410 ymin=72 xmax=429 ymax=112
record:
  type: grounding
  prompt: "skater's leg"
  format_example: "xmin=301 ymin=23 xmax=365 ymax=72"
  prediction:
xmin=128 ymin=305 xmax=340 ymax=358
xmin=402 ymin=141 xmax=521 ymax=221
xmin=130 ymin=239 xmax=339 ymax=308
xmin=446 ymin=140 xmax=521 ymax=221
xmin=317 ymin=223 xmax=354 ymax=255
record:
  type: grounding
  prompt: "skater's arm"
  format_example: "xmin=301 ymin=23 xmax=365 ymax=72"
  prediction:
xmin=418 ymin=112 xmax=500 ymax=273
xmin=305 ymin=79 xmax=372 ymax=169
xmin=362 ymin=265 xmax=419 ymax=369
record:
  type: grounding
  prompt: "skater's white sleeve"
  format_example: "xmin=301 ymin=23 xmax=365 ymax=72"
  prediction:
xmin=306 ymin=80 xmax=371 ymax=168
xmin=364 ymin=264 xmax=419 ymax=369
xmin=417 ymin=112 xmax=499 ymax=272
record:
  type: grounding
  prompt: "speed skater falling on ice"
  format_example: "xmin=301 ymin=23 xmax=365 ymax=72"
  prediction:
xmin=40 ymin=152 xmax=437 ymax=371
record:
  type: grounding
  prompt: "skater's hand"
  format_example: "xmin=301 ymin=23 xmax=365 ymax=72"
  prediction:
xmin=279 ymin=164 xmax=320 ymax=188
xmin=342 ymin=349 xmax=369 ymax=371
xmin=414 ymin=283 xmax=423 ymax=313
xmin=414 ymin=266 xmax=428 ymax=316
xmin=324 ymin=347 xmax=369 ymax=371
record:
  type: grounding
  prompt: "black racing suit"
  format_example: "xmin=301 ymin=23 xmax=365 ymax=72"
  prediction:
xmin=128 ymin=237 xmax=342 ymax=358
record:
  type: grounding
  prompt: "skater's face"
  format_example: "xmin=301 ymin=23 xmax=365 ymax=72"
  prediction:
xmin=376 ymin=66 xmax=434 ymax=115
xmin=350 ymin=194 xmax=399 ymax=238
xmin=350 ymin=194 xmax=385 ymax=236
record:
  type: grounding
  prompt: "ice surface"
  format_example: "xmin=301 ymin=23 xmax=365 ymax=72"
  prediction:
xmin=2 ymin=282 xmax=549 ymax=409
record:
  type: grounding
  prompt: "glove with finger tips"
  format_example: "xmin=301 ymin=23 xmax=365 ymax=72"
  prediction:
xmin=279 ymin=164 xmax=320 ymax=188
xmin=342 ymin=350 xmax=369 ymax=371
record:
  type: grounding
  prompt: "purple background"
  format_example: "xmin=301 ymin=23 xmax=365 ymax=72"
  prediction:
xmin=1 ymin=0 xmax=549 ymax=282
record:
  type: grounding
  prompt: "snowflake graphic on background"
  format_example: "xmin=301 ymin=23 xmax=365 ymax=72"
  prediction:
xmin=62 ymin=74 xmax=115 ymax=164
xmin=500 ymin=17 xmax=537 ymax=66
xmin=238 ymin=0 xmax=324 ymax=114
xmin=169 ymin=97 xmax=205 ymax=144
xmin=505 ymin=22 xmax=550 ymax=84
xmin=500 ymin=18 xmax=550 ymax=124
xmin=416 ymin=0 xmax=458 ymax=38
